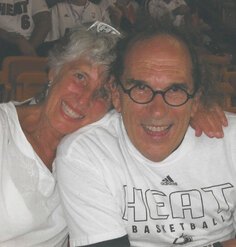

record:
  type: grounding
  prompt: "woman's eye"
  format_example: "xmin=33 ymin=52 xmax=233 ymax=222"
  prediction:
xmin=74 ymin=73 xmax=86 ymax=84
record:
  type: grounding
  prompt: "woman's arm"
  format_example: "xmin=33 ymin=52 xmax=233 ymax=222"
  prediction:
xmin=190 ymin=103 xmax=228 ymax=138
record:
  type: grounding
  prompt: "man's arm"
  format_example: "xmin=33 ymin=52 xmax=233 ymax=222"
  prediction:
xmin=0 ymin=28 xmax=17 ymax=42
xmin=0 ymin=28 xmax=37 ymax=56
xmin=29 ymin=11 xmax=51 ymax=48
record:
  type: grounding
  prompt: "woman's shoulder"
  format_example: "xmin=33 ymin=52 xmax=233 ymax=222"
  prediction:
xmin=58 ymin=110 xmax=120 ymax=154
xmin=0 ymin=102 xmax=16 ymax=125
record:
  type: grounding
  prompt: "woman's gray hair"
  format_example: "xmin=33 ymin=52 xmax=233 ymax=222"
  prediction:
xmin=32 ymin=23 xmax=120 ymax=104
xmin=48 ymin=23 xmax=120 ymax=75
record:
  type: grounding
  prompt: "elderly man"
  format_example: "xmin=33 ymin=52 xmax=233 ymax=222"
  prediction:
xmin=56 ymin=24 xmax=236 ymax=247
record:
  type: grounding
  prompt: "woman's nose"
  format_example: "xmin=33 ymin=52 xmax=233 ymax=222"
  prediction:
xmin=76 ymin=91 xmax=93 ymax=110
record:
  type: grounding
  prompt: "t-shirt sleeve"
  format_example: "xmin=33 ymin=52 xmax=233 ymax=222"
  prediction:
xmin=55 ymin=141 xmax=127 ymax=247
xmin=32 ymin=0 xmax=49 ymax=16
xmin=227 ymin=114 xmax=236 ymax=232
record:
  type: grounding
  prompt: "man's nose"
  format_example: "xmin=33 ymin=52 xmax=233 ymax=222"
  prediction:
xmin=148 ymin=93 xmax=169 ymax=117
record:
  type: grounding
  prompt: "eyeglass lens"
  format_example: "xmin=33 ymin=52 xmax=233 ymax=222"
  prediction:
xmin=120 ymin=82 xmax=194 ymax=106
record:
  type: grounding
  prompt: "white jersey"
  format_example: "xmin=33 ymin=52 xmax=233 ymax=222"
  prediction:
xmin=0 ymin=0 xmax=49 ymax=39
xmin=56 ymin=110 xmax=236 ymax=247
xmin=146 ymin=0 xmax=187 ymax=26
xmin=98 ymin=0 xmax=116 ymax=9
xmin=0 ymin=102 xmax=68 ymax=247
xmin=46 ymin=1 xmax=111 ymax=42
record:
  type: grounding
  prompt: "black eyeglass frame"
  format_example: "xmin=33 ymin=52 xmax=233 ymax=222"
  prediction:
xmin=118 ymin=80 xmax=197 ymax=107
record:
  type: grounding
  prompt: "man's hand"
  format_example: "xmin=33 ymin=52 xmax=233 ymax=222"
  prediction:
xmin=190 ymin=104 xmax=228 ymax=138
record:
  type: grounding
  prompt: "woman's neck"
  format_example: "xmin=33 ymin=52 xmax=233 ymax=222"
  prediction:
xmin=17 ymin=105 xmax=64 ymax=172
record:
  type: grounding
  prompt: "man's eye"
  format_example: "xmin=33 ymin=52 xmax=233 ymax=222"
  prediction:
xmin=133 ymin=84 xmax=150 ymax=94
xmin=168 ymin=85 xmax=184 ymax=92
xmin=136 ymin=84 xmax=148 ymax=90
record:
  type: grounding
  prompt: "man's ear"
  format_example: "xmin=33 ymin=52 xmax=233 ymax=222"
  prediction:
xmin=191 ymin=90 xmax=202 ymax=118
xmin=109 ymin=78 xmax=122 ymax=113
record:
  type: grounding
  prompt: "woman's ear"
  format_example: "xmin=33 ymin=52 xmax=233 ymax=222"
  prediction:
xmin=48 ymin=69 xmax=56 ymax=82
xmin=109 ymin=78 xmax=122 ymax=113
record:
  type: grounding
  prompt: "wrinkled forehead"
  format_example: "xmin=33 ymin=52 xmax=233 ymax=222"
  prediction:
xmin=121 ymin=34 xmax=194 ymax=85
xmin=128 ymin=34 xmax=191 ymax=61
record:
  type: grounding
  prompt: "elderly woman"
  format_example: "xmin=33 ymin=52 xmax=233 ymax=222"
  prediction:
xmin=0 ymin=23 xmax=119 ymax=246
xmin=0 ymin=21 xmax=227 ymax=246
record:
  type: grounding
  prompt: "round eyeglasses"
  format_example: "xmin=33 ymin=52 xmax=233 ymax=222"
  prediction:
xmin=119 ymin=81 xmax=196 ymax=106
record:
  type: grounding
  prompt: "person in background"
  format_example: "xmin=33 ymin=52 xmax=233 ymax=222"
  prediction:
xmin=0 ymin=22 xmax=119 ymax=246
xmin=45 ymin=0 xmax=112 ymax=45
xmin=145 ymin=0 xmax=190 ymax=27
xmin=46 ymin=0 xmax=62 ymax=8
xmin=56 ymin=22 xmax=236 ymax=247
xmin=107 ymin=0 xmax=140 ymax=32
xmin=0 ymin=0 xmax=51 ymax=65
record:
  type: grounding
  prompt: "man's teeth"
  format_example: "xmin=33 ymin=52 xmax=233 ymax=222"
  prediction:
xmin=62 ymin=102 xmax=84 ymax=119
xmin=145 ymin=125 xmax=169 ymax=132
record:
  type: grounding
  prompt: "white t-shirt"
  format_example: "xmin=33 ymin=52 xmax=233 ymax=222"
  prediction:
xmin=46 ymin=1 xmax=111 ymax=42
xmin=0 ymin=0 xmax=49 ymax=39
xmin=146 ymin=0 xmax=187 ymax=26
xmin=98 ymin=0 xmax=116 ymax=9
xmin=56 ymin=110 xmax=236 ymax=247
xmin=0 ymin=102 xmax=68 ymax=247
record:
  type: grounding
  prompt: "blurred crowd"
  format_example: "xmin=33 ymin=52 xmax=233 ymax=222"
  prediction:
xmin=1 ymin=0 xmax=236 ymax=66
